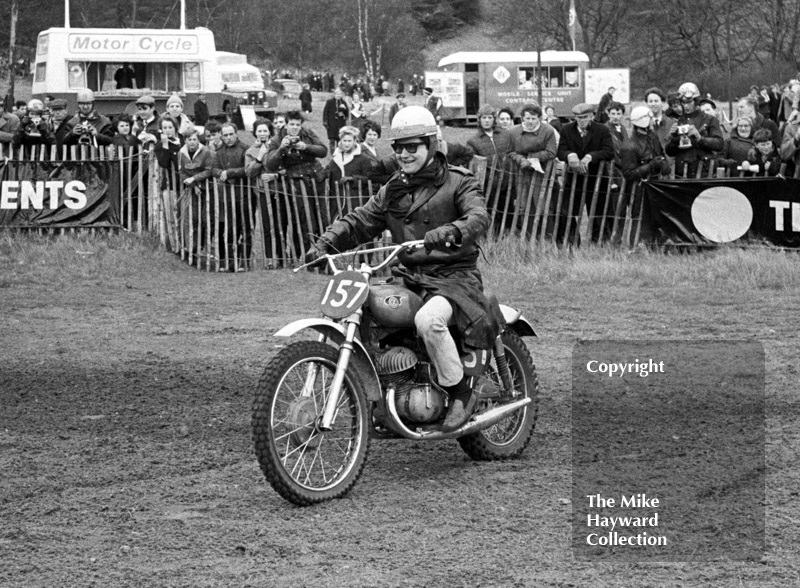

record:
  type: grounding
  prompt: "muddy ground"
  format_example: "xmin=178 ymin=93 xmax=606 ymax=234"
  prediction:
xmin=1 ymin=243 xmax=799 ymax=587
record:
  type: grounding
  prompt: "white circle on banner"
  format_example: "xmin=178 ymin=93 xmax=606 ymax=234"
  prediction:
xmin=690 ymin=186 xmax=753 ymax=243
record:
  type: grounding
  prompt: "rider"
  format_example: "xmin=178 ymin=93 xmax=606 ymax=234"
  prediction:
xmin=310 ymin=105 xmax=500 ymax=432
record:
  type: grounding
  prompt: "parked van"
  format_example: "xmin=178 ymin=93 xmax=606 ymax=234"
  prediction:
xmin=430 ymin=51 xmax=628 ymax=124
xmin=216 ymin=51 xmax=277 ymax=128
xmin=32 ymin=26 xmax=245 ymax=121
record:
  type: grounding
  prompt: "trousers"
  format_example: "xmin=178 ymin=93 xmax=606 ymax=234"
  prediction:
xmin=414 ymin=295 xmax=463 ymax=387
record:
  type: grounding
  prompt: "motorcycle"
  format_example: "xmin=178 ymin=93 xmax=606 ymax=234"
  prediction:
xmin=252 ymin=240 xmax=538 ymax=506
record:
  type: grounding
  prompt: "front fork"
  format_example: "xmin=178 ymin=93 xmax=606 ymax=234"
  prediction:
xmin=493 ymin=332 xmax=515 ymax=396
xmin=310 ymin=312 xmax=362 ymax=431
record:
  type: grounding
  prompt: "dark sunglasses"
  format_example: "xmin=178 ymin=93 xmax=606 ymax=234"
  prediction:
xmin=392 ymin=142 xmax=425 ymax=154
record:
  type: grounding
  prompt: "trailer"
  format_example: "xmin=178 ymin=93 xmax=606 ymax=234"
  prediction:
xmin=430 ymin=51 xmax=629 ymax=125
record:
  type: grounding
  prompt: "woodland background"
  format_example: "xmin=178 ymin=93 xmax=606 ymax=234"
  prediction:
xmin=3 ymin=0 xmax=800 ymax=98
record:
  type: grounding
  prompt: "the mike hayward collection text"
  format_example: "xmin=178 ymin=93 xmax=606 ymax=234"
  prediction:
xmin=585 ymin=493 xmax=667 ymax=547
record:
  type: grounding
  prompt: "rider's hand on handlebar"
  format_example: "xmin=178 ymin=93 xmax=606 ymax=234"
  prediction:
xmin=424 ymin=225 xmax=461 ymax=253
xmin=303 ymin=246 xmax=326 ymax=269
xmin=304 ymin=236 xmax=336 ymax=266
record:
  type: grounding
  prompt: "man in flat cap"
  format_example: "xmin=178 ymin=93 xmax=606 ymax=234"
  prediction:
xmin=132 ymin=94 xmax=160 ymax=147
xmin=48 ymin=99 xmax=72 ymax=152
xmin=555 ymin=102 xmax=615 ymax=244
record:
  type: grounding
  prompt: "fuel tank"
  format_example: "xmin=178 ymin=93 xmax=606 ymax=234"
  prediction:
xmin=367 ymin=284 xmax=424 ymax=328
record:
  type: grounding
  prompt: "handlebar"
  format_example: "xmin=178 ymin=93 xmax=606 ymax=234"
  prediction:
xmin=294 ymin=240 xmax=426 ymax=274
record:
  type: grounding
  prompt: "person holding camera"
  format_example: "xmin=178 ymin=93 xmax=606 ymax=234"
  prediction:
xmin=322 ymin=89 xmax=349 ymax=154
xmin=267 ymin=110 xmax=329 ymax=258
xmin=64 ymin=89 xmax=114 ymax=149
xmin=12 ymin=99 xmax=56 ymax=149
xmin=664 ymin=82 xmax=723 ymax=178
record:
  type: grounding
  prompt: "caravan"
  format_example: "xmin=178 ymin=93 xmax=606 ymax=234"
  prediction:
xmin=31 ymin=26 xmax=248 ymax=121
xmin=429 ymin=51 xmax=629 ymax=124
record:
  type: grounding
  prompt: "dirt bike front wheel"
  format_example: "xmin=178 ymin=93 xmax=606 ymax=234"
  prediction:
xmin=252 ymin=340 xmax=370 ymax=506
xmin=458 ymin=330 xmax=539 ymax=460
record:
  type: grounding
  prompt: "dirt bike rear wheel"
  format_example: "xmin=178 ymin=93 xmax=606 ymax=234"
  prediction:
xmin=252 ymin=341 xmax=370 ymax=506
xmin=458 ymin=330 xmax=538 ymax=460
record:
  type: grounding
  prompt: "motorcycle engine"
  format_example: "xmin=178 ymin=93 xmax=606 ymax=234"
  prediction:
xmin=377 ymin=347 xmax=446 ymax=424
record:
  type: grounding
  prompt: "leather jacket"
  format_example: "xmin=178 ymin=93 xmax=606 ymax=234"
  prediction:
xmin=266 ymin=127 xmax=327 ymax=178
xmin=322 ymin=153 xmax=489 ymax=268
xmin=665 ymin=109 xmax=724 ymax=163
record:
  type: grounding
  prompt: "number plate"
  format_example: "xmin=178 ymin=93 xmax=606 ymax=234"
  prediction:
xmin=319 ymin=271 xmax=370 ymax=319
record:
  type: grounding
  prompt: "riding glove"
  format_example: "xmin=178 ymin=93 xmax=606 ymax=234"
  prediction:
xmin=424 ymin=225 xmax=461 ymax=252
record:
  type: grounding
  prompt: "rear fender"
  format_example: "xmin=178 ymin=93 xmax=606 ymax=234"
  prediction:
xmin=274 ymin=319 xmax=381 ymax=401
xmin=499 ymin=304 xmax=537 ymax=337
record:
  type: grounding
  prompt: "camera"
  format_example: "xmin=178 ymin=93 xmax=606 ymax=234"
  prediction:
xmin=677 ymin=124 xmax=692 ymax=149
xmin=287 ymin=135 xmax=300 ymax=144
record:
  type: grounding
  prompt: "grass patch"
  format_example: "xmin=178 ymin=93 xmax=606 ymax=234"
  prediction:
xmin=483 ymin=236 xmax=800 ymax=292
xmin=0 ymin=230 xmax=180 ymax=288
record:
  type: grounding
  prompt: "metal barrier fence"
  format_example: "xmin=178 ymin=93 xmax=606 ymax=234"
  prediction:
xmin=2 ymin=142 xmax=795 ymax=269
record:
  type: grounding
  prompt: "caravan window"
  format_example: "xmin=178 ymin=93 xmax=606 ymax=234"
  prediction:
xmin=65 ymin=61 xmax=199 ymax=92
xmin=517 ymin=65 xmax=581 ymax=89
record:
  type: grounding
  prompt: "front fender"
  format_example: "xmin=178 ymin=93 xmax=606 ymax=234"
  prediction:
xmin=274 ymin=318 xmax=381 ymax=401
xmin=499 ymin=304 xmax=537 ymax=337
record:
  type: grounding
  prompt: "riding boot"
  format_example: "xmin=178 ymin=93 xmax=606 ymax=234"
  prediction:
xmin=441 ymin=377 xmax=477 ymax=433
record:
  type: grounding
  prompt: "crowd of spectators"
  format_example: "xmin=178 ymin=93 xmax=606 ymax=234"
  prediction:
xmin=6 ymin=72 xmax=800 ymax=258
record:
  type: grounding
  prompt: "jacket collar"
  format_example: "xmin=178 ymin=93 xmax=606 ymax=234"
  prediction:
xmin=333 ymin=143 xmax=362 ymax=174
xmin=180 ymin=142 xmax=207 ymax=159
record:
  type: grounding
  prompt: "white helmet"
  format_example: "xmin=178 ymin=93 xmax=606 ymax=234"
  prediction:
xmin=76 ymin=88 xmax=95 ymax=103
xmin=678 ymin=82 xmax=700 ymax=100
xmin=388 ymin=105 xmax=438 ymax=142
xmin=629 ymin=106 xmax=652 ymax=129
xmin=27 ymin=99 xmax=44 ymax=114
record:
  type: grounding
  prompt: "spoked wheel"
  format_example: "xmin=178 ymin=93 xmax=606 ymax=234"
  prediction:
xmin=458 ymin=330 xmax=539 ymax=460
xmin=252 ymin=341 xmax=370 ymax=506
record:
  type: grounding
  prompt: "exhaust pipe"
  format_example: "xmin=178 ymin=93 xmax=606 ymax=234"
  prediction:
xmin=385 ymin=388 xmax=531 ymax=440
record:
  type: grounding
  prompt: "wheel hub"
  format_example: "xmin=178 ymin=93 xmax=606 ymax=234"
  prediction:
xmin=287 ymin=397 xmax=321 ymax=448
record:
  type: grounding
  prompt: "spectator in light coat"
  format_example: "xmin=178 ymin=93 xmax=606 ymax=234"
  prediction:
xmin=507 ymin=103 xmax=558 ymax=169
xmin=507 ymin=103 xmax=558 ymax=236
xmin=326 ymin=125 xmax=373 ymax=193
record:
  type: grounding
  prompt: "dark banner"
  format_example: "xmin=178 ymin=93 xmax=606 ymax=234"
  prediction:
xmin=641 ymin=177 xmax=800 ymax=247
xmin=0 ymin=160 xmax=120 ymax=228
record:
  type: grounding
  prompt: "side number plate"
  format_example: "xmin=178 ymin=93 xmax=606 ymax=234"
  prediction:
xmin=319 ymin=271 xmax=370 ymax=319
